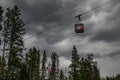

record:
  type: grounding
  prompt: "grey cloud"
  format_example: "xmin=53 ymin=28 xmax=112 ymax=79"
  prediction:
xmin=90 ymin=19 xmax=120 ymax=42
xmin=12 ymin=0 xmax=63 ymax=26
xmin=94 ymin=50 xmax=120 ymax=59
xmin=90 ymin=2 xmax=120 ymax=42
xmin=11 ymin=0 xmax=75 ymax=37
xmin=90 ymin=0 xmax=120 ymax=15
xmin=12 ymin=0 xmax=88 ymax=34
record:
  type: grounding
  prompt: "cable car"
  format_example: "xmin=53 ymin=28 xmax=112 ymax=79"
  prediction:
xmin=74 ymin=14 xmax=84 ymax=33
xmin=75 ymin=23 xmax=84 ymax=33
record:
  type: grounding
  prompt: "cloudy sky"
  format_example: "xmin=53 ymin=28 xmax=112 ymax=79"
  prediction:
xmin=1 ymin=0 xmax=120 ymax=77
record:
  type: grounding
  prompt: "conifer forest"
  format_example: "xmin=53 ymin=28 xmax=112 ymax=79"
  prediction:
xmin=0 ymin=3 xmax=120 ymax=80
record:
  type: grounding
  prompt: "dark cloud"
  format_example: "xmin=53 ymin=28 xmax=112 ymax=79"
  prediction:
xmin=91 ymin=21 xmax=120 ymax=42
xmin=11 ymin=0 xmax=89 ymax=36
xmin=14 ymin=0 xmax=62 ymax=19
xmin=90 ymin=0 xmax=120 ymax=15
xmin=90 ymin=1 xmax=120 ymax=42
xmin=94 ymin=50 xmax=120 ymax=59
xmin=91 ymin=25 xmax=120 ymax=42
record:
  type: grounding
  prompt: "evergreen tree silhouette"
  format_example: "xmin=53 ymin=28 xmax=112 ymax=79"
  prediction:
xmin=41 ymin=50 xmax=47 ymax=80
xmin=5 ymin=5 xmax=25 ymax=80
xmin=69 ymin=45 xmax=80 ymax=80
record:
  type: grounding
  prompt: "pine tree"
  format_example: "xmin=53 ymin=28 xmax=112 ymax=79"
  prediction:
xmin=6 ymin=5 xmax=25 ymax=66
xmin=0 ymin=6 xmax=6 ymax=80
xmin=56 ymin=53 xmax=59 ymax=80
xmin=86 ymin=54 xmax=94 ymax=80
xmin=26 ymin=47 xmax=40 ymax=80
xmin=0 ymin=56 xmax=2 ymax=79
xmin=104 ymin=74 xmax=120 ymax=80
xmin=79 ymin=54 xmax=100 ymax=80
xmin=69 ymin=45 xmax=80 ymax=80
xmin=86 ymin=54 xmax=100 ymax=80
xmin=60 ymin=69 xmax=64 ymax=80
xmin=92 ymin=61 xmax=100 ymax=80
xmin=4 ymin=5 xmax=26 ymax=80
xmin=0 ymin=5 xmax=5 ymax=60
xmin=79 ymin=58 xmax=87 ymax=80
xmin=116 ymin=74 xmax=120 ymax=80
xmin=49 ymin=52 xmax=59 ymax=80
xmin=19 ymin=63 xmax=29 ymax=80
xmin=41 ymin=50 xmax=47 ymax=80
xmin=0 ymin=56 xmax=6 ymax=79
xmin=0 ymin=6 xmax=3 ymax=33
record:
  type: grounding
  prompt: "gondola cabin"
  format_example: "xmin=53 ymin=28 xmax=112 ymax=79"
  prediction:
xmin=75 ymin=23 xmax=84 ymax=33
xmin=75 ymin=14 xmax=84 ymax=33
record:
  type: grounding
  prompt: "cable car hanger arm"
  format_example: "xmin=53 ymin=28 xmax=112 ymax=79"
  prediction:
xmin=75 ymin=13 xmax=83 ymax=21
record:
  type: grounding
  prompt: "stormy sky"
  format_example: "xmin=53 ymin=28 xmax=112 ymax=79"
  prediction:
xmin=0 ymin=0 xmax=120 ymax=77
